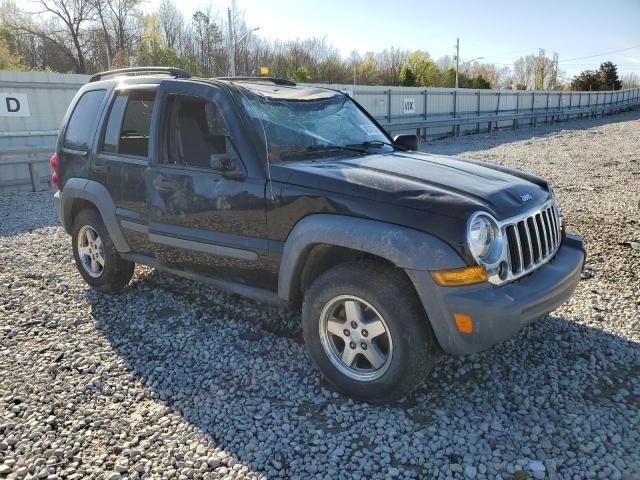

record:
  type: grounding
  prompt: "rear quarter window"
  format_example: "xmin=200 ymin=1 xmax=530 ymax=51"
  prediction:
xmin=64 ymin=89 xmax=107 ymax=149
xmin=100 ymin=90 xmax=156 ymax=157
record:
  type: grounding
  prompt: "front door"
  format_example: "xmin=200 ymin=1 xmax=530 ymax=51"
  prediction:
xmin=146 ymin=81 xmax=271 ymax=289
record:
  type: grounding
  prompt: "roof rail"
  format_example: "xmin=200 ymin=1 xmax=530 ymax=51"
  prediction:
xmin=89 ymin=67 xmax=191 ymax=83
xmin=217 ymin=76 xmax=297 ymax=87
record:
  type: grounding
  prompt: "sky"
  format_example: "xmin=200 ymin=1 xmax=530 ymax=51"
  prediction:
xmin=143 ymin=0 xmax=640 ymax=79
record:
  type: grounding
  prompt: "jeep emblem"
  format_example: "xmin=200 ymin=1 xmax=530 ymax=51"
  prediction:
xmin=520 ymin=194 xmax=533 ymax=202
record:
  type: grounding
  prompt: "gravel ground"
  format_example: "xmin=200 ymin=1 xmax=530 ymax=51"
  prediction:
xmin=1 ymin=111 xmax=639 ymax=480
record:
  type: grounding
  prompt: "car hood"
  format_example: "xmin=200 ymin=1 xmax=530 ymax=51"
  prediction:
xmin=269 ymin=151 xmax=551 ymax=220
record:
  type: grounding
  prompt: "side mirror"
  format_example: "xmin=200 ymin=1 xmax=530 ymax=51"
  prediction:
xmin=393 ymin=134 xmax=419 ymax=151
xmin=209 ymin=154 xmax=245 ymax=178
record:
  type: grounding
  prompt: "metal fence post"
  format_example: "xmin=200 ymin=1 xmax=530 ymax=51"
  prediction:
xmin=387 ymin=89 xmax=392 ymax=122
xmin=28 ymin=162 xmax=40 ymax=192
xmin=531 ymin=92 xmax=535 ymax=112
xmin=423 ymin=90 xmax=428 ymax=120
xmin=529 ymin=92 xmax=535 ymax=126
xmin=453 ymin=90 xmax=457 ymax=117
xmin=558 ymin=92 xmax=563 ymax=122
xmin=546 ymin=91 xmax=550 ymax=123
xmin=453 ymin=90 xmax=458 ymax=136
xmin=477 ymin=90 xmax=481 ymax=133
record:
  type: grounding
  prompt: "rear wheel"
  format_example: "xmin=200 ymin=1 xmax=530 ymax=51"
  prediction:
xmin=302 ymin=261 xmax=435 ymax=403
xmin=71 ymin=208 xmax=134 ymax=292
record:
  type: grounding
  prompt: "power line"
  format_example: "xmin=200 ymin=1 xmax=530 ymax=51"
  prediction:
xmin=559 ymin=63 xmax=640 ymax=67
xmin=481 ymin=44 xmax=640 ymax=67
xmin=559 ymin=44 xmax=640 ymax=63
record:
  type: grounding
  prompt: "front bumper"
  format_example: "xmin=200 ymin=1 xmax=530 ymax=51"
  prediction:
xmin=407 ymin=233 xmax=586 ymax=355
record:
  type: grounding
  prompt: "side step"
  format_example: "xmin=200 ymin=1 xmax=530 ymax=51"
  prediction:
xmin=120 ymin=252 xmax=288 ymax=308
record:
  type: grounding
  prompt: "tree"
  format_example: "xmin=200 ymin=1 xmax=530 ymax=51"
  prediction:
xmin=596 ymin=61 xmax=622 ymax=91
xmin=289 ymin=65 xmax=311 ymax=83
xmin=570 ymin=63 xmax=621 ymax=91
xmin=0 ymin=30 xmax=25 ymax=70
xmin=94 ymin=0 xmax=142 ymax=67
xmin=376 ymin=47 xmax=407 ymax=85
xmin=399 ymin=65 xmax=416 ymax=86
xmin=111 ymin=47 xmax=129 ymax=67
xmin=512 ymin=52 xmax=560 ymax=90
xmin=621 ymin=72 xmax=639 ymax=89
xmin=407 ymin=51 xmax=444 ymax=87
xmin=191 ymin=9 xmax=222 ymax=76
xmin=354 ymin=52 xmax=380 ymax=85
xmin=471 ymin=74 xmax=490 ymax=89
xmin=158 ymin=0 xmax=183 ymax=49
xmin=570 ymin=70 xmax=598 ymax=91
xmin=14 ymin=0 xmax=96 ymax=73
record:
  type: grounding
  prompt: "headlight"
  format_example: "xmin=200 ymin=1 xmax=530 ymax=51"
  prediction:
xmin=467 ymin=212 xmax=503 ymax=265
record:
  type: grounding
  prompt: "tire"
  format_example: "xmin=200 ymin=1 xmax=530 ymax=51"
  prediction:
xmin=71 ymin=208 xmax=135 ymax=293
xmin=302 ymin=261 xmax=435 ymax=403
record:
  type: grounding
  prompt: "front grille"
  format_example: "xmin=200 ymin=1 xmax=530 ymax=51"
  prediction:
xmin=503 ymin=203 xmax=561 ymax=278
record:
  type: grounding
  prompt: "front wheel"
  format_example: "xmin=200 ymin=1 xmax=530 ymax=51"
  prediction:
xmin=71 ymin=208 xmax=135 ymax=292
xmin=302 ymin=261 xmax=436 ymax=403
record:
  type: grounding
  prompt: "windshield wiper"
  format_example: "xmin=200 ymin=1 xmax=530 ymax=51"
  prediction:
xmin=308 ymin=144 xmax=368 ymax=154
xmin=345 ymin=140 xmax=406 ymax=151
xmin=281 ymin=143 xmax=367 ymax=159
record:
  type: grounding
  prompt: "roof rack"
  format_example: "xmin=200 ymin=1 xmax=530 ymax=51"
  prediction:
xmin=217 ymin=76 xmax=297 ymax=87
xmin=89 ymin=67 xmax=191 ymax=83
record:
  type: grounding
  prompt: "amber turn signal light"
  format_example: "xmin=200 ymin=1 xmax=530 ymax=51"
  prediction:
xmin=453 ymin=313 xmax=474 ymax=333
xmin=431 ymin=266 xmax=487 ymax=286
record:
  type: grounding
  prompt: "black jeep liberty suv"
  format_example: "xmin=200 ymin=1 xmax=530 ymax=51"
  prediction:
xmin=52 ymin=67 xmax=586 ymax=403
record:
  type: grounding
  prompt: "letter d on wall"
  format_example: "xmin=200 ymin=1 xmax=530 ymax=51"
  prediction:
xmin=0 ymin=93 xmax=30 ymax=117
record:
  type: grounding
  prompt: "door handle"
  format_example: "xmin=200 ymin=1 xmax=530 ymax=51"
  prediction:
xmin=62 ymin=147 xmax=88 ymax=157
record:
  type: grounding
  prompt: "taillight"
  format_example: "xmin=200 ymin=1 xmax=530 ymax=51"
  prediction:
xmin=50 ymin=153 xmax=61 ymax=190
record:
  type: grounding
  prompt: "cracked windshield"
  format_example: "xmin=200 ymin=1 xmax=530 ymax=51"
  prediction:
xmin=240 ymin=92 xmax=394 ymax=161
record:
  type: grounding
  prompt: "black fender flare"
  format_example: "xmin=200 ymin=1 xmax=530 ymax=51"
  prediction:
xmin=277 ymin=214 xmax=465 ymax=302
xmin=58 ymin=178 xmax=130 ymax=252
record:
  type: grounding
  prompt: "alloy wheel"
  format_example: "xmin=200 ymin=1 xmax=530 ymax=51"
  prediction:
xmin=319 ymin=295 xmax=393 ymax=381
xmin=77 ymin=225 xmax=105 ymax=278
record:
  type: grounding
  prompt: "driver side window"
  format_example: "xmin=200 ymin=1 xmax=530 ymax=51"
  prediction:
xmin=161 ymin=94 xmax=239 ymax=170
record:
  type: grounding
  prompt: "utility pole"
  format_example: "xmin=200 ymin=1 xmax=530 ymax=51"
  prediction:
xmin=227 ymin=7 xmax=235 ymax=77
xmin=454 ymin=37 xmax=460 ymax=89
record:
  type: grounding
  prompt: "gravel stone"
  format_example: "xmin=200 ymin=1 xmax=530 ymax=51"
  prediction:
xmin=1 ymin=110 xmax=639 ymax=479
xmin=464 ymin=465 xmax=477 ymax=478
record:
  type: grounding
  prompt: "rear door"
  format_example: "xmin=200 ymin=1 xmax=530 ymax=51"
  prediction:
xmin=92 ymin=87 xmax=157 ymax=254
xmin=145 ymin=81 xmax=271 ymax=288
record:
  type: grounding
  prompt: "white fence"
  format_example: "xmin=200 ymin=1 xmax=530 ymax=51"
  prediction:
xmin=311 ymin=83 xmax=640 ymax=137
xmin=1 ymin=70 xmax=639 ymax=192
xmin=0 ymin=71 xmax=89 ymax=192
